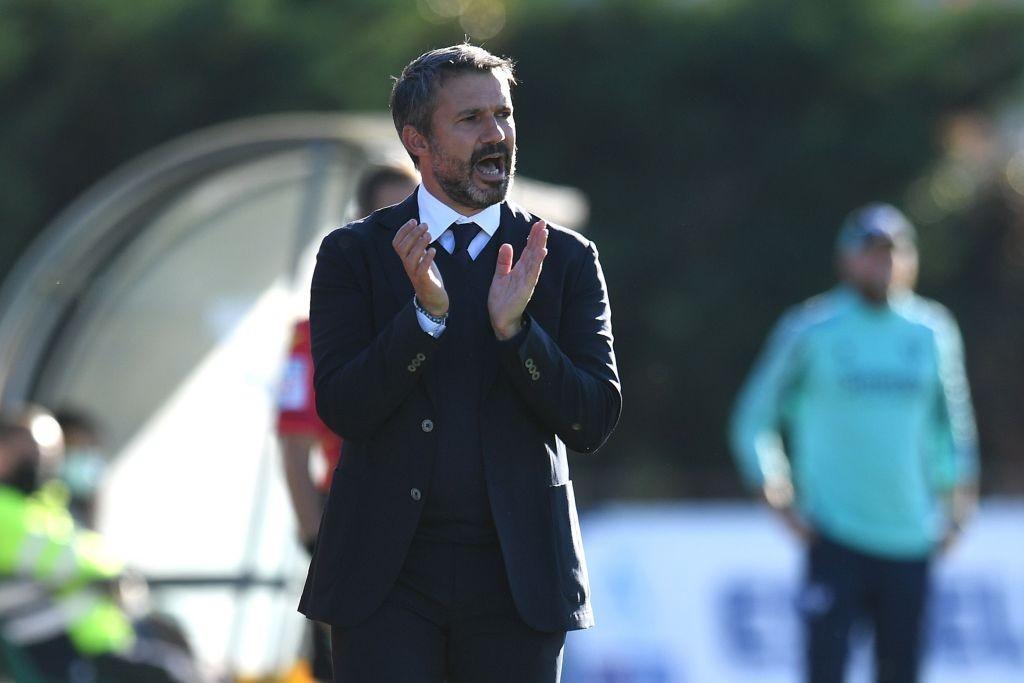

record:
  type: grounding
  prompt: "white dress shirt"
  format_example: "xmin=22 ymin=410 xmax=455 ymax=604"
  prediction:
xmin=414 ymin=185 xmax=501 ymax=337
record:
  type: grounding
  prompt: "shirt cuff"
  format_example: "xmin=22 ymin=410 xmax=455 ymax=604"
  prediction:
xmin=416 ymin=309 xmax=446 ymax=338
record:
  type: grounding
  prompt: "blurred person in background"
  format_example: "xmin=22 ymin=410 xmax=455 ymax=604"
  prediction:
xmin=353 ymin=163 xmax=423 ymax=231
xmin=0 ymin=409 xmax=200 ymax=683
xmin=276 ymin=163 xmax=417 ymax=683
xmin=730 ymin=203 xmax=980 ymax=683
xmin=54 ymin=408 xmax=107 ymax=529
xmin=299 ymin=44 xmax=620 ymax=682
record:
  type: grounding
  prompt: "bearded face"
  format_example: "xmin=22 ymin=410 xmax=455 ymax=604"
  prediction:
xmin=413 ymin=70 xmax=518 ymax=212
xmin=430 ymin=138 xmax=516 ymax=210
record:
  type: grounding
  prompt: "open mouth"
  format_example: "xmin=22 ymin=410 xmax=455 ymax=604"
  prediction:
xmin=474 ymin=152 xmax=507 ymax=183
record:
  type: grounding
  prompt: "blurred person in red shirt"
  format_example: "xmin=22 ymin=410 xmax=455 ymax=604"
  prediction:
xmin=275 ymin=163 xmax=417 ymax=681
xmin=277 ymin=318 xmax=344 ymax=552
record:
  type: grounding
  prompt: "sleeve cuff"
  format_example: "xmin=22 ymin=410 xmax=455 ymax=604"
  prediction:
xmin=496 ymin=314 xmax=531 ymax=349
xmin=416 ymin=308 xmax=447 ymax=338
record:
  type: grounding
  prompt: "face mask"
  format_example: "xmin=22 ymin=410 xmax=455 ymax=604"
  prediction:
xmin=60 ymin=448 xmax=107 ymax=498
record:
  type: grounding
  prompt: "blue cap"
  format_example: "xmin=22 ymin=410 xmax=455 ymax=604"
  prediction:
xmin=836 ymin=203 xmax=916 ymax=253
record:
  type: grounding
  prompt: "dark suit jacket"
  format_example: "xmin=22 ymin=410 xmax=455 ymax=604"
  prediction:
xmin=298 ymin=190 xmax=621 ymax=633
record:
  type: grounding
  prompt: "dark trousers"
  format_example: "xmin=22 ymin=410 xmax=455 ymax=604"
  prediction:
xmin=802 ymin=535 xmax=931 ymax=683
xmin=306 ymin=503 xmax=334 ymax=682
xmin=309 ymin=619 xmax=333 ymax=681
xmin=330 ymin=536 xmax=565 ymax=683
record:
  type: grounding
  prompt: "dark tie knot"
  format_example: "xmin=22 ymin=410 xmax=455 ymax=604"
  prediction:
xmin=450 ymin=222 xmax=481 ymax=259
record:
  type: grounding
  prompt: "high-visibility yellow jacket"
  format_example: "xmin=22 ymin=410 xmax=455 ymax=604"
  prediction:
xmin=0 ymin=483 xmax=134 ymax=655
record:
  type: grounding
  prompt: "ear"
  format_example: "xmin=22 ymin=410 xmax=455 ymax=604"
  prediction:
xmin=401 ymin=124 xmax=430 ymax=166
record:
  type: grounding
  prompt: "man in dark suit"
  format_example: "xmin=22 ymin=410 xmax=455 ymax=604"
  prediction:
xmin=298 ymin=44 xmax=621 ymax=682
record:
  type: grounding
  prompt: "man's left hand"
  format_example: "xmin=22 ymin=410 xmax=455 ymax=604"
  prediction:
xmin=939 ymin=483 xmax=979 ymax=555
xmin=489 ymin=220 xmax=548 ymax=340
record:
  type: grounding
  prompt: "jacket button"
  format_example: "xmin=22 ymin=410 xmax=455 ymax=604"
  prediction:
xmin=421 ymin=419 xmax=434 ymax=433
xmin=415 ymin=352 xmax=426 ymax=361
xmin=571 ymin=422 xmax=583 ymax=431
xmin=410 ymin=488 xmax=422 ymax=501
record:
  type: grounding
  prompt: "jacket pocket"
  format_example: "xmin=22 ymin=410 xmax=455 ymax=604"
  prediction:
xmin=548 ymin=480 xmax=590 ymax=607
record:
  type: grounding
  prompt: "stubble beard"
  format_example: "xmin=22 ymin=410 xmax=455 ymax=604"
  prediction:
xmin=430 ymin=139 xmax=516 ymax=210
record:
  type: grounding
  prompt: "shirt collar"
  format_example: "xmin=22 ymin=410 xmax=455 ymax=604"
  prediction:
xmin=417 ymin=185 xmax=501 ymax=243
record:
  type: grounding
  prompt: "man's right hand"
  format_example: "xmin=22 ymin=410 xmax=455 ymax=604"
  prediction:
xmin=393 ymin=219 xmax=449 ymax=316
xmin=762 ymin=477 xmax=816 ymax=544
xmin=775 ymin=504 xmax=817 ymax=544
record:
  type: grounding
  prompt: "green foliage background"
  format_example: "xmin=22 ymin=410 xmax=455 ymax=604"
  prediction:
xmin=2 ymin=0 xmax=1023 ymax=498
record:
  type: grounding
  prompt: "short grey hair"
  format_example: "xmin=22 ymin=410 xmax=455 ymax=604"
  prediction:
xmin=390 ymin=44 xmax=516 ymax=164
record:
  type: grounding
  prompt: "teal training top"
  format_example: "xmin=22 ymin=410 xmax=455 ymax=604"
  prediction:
xmin=730 ymin=287 xmax=979 ymax=558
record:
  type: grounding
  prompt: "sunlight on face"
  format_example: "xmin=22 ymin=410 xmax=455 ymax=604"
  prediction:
xmin=426 ymin=70 xmax=517 ymax=210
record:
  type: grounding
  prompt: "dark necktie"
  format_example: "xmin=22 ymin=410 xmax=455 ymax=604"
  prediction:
xmin=450 ymin=222 xmax=481 ymax=267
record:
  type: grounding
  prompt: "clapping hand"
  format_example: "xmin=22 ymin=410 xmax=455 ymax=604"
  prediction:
xmin=489 ymin=220 xmax=548 ymax=340
xmin=392 ymin=220 xmax=449 ymax=316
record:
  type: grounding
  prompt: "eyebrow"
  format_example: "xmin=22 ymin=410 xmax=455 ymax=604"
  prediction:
xmin=455 ymin=105 xmax=512 ymax=118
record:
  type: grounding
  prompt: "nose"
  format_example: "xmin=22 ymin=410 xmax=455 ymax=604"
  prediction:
xmin=480 ymin=114 xmax=506 ymax=145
